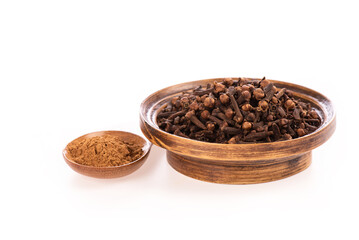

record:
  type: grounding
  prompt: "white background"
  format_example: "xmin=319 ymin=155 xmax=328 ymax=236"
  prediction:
xmin=0 ymin=1 xmax=358 ymax=239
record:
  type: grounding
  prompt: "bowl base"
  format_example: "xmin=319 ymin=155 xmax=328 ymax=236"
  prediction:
xmin=167 ymin=151 xmax=312 ymax=184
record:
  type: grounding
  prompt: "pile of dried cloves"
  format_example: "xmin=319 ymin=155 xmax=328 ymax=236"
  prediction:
xmin=157 ymin=77 xmax=321 ymax=143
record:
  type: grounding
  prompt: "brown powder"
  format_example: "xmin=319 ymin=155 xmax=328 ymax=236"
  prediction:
xmin=66 ymin=135 xmax=143 ymax=167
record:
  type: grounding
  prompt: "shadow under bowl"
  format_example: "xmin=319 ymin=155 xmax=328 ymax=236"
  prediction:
xmin=63 ymin=131 xmax=152 ymax=179
xmin=140 ymin=77 xmax=336 ymax=184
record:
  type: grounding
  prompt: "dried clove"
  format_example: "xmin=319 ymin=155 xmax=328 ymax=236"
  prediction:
xmin=244 ymin=131 xmax=273 ymax=142
xmin=185 ymin=110 xmax=207 ymax=130
xmin=157 ymin=77 xmax=322 ymax=143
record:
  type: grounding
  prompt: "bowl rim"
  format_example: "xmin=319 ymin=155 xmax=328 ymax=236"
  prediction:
xmin=140 ymin=77 xmax=336 ymax=148
xmin=63 ymin=130 xmax=152 ymax=169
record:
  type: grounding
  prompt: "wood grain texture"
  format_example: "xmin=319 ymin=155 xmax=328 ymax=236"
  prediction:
xmin=167 ymin=151 xmax=312 ymax=184
xmin=140 ymin=77 xmax=336 ymax=184
xmin=63 ymin=131 xmax=152 ymax=179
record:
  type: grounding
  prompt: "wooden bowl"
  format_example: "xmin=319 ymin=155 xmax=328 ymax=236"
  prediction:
xmin=63 ymin=131 xmax=152 ymax=179
xmin=140 ymin=77 xmax=336 ymax=184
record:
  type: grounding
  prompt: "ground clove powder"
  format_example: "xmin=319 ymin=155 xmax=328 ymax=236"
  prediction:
xmin=66 ymin=135 xmax=143 ymax=167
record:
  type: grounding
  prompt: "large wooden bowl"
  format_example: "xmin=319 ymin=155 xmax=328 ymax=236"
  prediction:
xmin=63 ymin=131 xmax=152 ymax=179
xmin=140 ymin=78 xmax=336 ymax=184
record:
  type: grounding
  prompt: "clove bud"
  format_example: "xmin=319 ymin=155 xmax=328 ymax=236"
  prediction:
xmin=157 ymin=77 xmax=321 ymax=143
